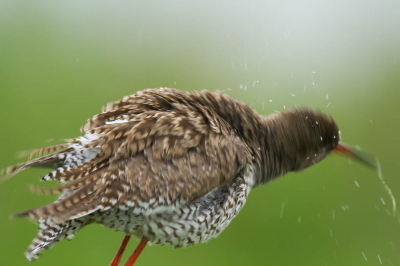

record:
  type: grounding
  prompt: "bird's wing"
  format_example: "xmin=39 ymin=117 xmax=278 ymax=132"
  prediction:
xmin=12 ymin=89 xmax=250 ymax=223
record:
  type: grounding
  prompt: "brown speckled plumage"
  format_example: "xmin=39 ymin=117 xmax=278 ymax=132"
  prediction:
xmin=3 ymin=88 xmax=340 ymax=261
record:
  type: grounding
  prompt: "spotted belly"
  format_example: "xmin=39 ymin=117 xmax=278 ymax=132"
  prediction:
xmin=88 ymin=172 xmax=254 ymax=248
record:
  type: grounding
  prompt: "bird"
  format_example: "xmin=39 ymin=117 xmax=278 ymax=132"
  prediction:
xmin=2 ymin=88 xmax=373 ymax=266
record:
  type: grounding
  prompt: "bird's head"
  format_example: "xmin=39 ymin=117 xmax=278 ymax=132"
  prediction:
xmin=264 ymin=108 xmax=376 ymax=178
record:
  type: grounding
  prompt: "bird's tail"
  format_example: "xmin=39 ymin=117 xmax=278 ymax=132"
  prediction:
xmin=25 ymin=218 xmax=87 ymax=261
xmin=0 ymin=144 xmax=74 ymax=182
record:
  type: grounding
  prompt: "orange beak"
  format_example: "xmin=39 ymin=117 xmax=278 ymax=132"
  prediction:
xmin=333 ymin=142 xmax=378 ymax=169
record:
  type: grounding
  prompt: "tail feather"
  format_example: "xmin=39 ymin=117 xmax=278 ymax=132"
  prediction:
xmin=13 ymin=180 xmax=103 ymax=224
xmin=25 ymin=218 xmax=86 ymax=261
xmin=3 ymin=129 xmax=112 ymax=261
xmin=40 ymin=157 xmax=108 ymax=183
xmin=1 ymin=147 xmax=74 ymax=182
xmin=24 ymin=143 xmax=71 ymax=160
xmin=30 ymin=166 xmax=108 ymax=195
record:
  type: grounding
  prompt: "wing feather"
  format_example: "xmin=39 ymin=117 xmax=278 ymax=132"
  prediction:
xmin=9 ymin=88 xmax=251 ymax=223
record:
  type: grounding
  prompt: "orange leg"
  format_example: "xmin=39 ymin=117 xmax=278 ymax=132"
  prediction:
xmin=123 ymin=238 xmax=148 ymax=266
xmin=110 ymin=235 xmax=131 ymax=266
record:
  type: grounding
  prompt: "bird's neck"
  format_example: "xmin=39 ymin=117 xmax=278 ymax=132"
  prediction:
xmin=254 ymin=115 xmax=295 ymax=186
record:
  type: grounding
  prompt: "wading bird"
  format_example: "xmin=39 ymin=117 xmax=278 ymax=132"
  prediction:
xmin=3 ymin=88 xmax=374 ymax=265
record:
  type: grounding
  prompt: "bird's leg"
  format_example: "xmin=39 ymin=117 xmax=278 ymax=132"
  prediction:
xmin=109 ymin=235 xmax=131 ymax=266
xmin=123 ymin=238 xmax=148 ymax=266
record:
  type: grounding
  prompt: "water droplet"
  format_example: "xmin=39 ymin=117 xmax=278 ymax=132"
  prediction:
xmin=362 ymin=252 xmax=368 ymax=261
xmin=381 ymin=197 xmax=386 ymax=205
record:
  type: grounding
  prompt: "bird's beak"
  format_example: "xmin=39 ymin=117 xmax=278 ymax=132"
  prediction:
xmin=333 ymin=142 xmax=378 ymax=170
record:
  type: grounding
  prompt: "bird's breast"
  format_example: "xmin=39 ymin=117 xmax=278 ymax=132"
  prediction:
xmin=142 ymin=168 xmax=255 ymax=247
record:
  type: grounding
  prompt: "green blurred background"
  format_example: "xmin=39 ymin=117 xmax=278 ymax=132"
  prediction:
xmin=0 ymin=1 xmax=399 ymax=265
